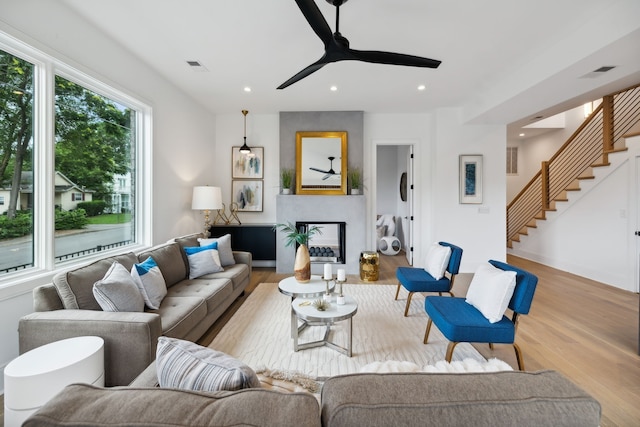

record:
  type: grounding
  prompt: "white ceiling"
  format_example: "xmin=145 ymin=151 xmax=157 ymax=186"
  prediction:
xmin=62 ymin=0 xmax=640 ymax=130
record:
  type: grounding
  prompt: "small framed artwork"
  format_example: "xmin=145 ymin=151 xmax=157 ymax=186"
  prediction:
xmin=232 ymin=180 xmax=263 ymax=212
xmin=459 ymin=155 xmax=483 ymax=204
xmin=232 ymin=146 xmax=264 ymax=179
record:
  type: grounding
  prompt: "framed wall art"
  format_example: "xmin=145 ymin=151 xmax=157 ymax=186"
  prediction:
xmin=459 ymin=154 xmax=483 ymax=204
xmin=232 ymin=180 xmax=263 ymax=212
xmin=295 ymin=131 xmax=347 ymax=195
xmin=232 ymin=146 xmax=264 ymax=179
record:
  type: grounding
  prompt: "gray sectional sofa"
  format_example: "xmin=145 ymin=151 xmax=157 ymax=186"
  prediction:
xmin=24 ymin=369 xmax=601 ymax=426
xmin=18 ymin=233 xmax=251 ymax=386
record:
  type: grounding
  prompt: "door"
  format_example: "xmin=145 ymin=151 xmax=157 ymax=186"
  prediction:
xmin=405 ymin=147 xmax=414 ymax=265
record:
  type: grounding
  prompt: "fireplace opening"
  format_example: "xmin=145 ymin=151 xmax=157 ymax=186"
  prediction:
xmin=296 ymin=221 xmax=346 ymax=265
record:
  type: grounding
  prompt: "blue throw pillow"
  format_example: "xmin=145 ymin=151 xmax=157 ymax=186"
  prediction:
xmin=184 ymin=242 xmax=223 ymax=279
xmin=131 ymin=256 xmax=167 ymax=310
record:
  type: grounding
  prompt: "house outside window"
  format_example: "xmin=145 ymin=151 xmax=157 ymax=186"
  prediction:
xmin=0 ymin=36 xmax=152 ymax=281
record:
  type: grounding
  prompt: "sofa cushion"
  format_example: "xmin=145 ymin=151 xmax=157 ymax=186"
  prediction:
xmin=166 ymin=278 xmax=233 ymax=314
xmin=53 ymin=252 xmax=139 ymax=310
xmin=184 ymin=243 xmax=223 ymax=279
xmin=156 ymin=337 xmax=260 ymax=392
xmin=138 ymin=242 xmax=187 ymax=288
xmin=321 ymin=371 xmax=601 ymax=427
xmin=131 ymin=256 xmax=167 ymax=310
xmin=23 ymin=383 xmax=321 ymax=427
xmin=173 ymin=233 xmax=204 ymax=278
xmin=92 ymin=262 xmax=144 ymax=312
xmin=199 ymin=234 xmax=236 ymax=266
xmin=196 ymin=263 xmax=249 ymax=292
xmin=148 ymin=296 xmax=208 ymax=338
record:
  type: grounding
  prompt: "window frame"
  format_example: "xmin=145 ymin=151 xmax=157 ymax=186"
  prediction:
xmin=0 ymin=30 xmax=152 ymax=294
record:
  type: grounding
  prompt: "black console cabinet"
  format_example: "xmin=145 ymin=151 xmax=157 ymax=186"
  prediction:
xmin=209 ymin=224 xmax=276 ymax=261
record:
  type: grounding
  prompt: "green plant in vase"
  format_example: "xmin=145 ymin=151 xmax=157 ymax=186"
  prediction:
xmin=273 ymin=222 xmax=322 ymax=283
xmin=280 ymin=168 xmax=294 ymax=194
xmin=348 ymin=167 xmax=362 ymax=194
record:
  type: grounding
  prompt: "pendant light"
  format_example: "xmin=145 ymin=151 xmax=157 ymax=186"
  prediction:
xmin=239 ymin=109 xmax=251 ymax=154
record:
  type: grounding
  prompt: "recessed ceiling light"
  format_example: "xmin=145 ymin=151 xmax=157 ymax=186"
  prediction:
xmin=417 ymin=85 xmax=426 ymax=91
xmin=244 ymin=86 xmax=252 ymax=92
xmin=519 ymin=133 xmax=525 ymax=137
xmin=330 ymin=86 xmax=338 ymax=91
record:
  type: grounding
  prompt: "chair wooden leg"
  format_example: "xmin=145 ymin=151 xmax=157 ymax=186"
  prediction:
xmin=423 ymin=318 xmax=433 ymax=344
xmin=404 ymin=292 xmax=414 ymax=317
xmin=394 ymin=283 xmax=402 ymax=300
xmin=513 ymin=343 xmax=525 ymax=371
xmin=489 ymin=343 xmax=494 ymax=350
xmin=445 ymin=342 xmax=459 ymax=362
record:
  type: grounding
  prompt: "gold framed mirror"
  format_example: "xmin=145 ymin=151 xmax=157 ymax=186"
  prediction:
xmin=295 ymin=131 xmax=347 ymax=195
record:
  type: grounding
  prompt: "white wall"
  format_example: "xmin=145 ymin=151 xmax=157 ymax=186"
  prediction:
xmin=507 ymin=106 xmax=585 ymax=202
xmin=509 ymin=136 xmax=640 ymax=292
xmin=0 ymin=0 xmax=217 ymax=392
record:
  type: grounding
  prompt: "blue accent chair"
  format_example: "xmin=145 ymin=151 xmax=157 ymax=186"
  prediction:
xmin=424 ymin=260 xmax=538 ymax=370
xmin=395 ymin=242 xmax=463 ymax=317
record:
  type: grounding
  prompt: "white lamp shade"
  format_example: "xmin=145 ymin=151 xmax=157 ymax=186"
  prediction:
xmin=192 ymin=186 xmax=222 ymax=210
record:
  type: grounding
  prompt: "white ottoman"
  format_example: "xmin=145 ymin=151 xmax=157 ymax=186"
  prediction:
xmin=4 ymin=336 xmax=104 ymax=426
xmin=379 ymin=236 xmax=401 ymax=256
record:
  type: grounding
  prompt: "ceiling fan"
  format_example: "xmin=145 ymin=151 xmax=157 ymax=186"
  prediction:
xmin=310 ymin=156 xmax=340 ymax=180
xmin=278 ymin=0 xmax=442 ymax=89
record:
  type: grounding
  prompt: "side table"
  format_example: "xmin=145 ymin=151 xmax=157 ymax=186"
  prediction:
xmin=292 ymin=295 xmax=358 ymax=356
xmin=4 ymin=336 xmax=104 ymax=426
xmin=279 ymin=275 xmax=335 ymax=338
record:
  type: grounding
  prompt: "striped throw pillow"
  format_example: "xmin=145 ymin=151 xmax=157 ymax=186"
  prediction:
xmin=156 ymin=337 xmax=260 ymax=392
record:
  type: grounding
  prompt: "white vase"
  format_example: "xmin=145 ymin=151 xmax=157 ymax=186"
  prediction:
xmin=282 ymin=188 xmax=291 ymax=195
xmin=351 ymin=188 xmax=360 ymax=195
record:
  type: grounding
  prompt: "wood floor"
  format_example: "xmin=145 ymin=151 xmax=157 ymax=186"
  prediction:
xmin=199 ymin=252 xmax=640 ymax=427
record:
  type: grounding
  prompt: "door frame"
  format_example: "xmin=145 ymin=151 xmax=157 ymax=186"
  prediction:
xmin=369 ymin=139 xmax=419 ymax=266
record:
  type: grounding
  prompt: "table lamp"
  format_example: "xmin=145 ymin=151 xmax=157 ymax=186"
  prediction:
xmin=192 ymin=186 xmax=222 ymax=238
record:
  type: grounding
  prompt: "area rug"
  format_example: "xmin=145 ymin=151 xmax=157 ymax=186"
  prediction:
xmin=209 ymin=283 xmax=486 ymax=378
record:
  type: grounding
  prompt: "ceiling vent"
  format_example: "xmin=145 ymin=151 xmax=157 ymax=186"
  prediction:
xmin=580 ymin=66 xmax=616 ymax=79
xmin=186 ymin=60 xmax=209 ymax=72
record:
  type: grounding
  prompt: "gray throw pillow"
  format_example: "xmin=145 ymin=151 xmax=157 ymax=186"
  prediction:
xmin=156 ymin=337 xmax=260 ymax=392
xmin=92 ymin=262 xmax=144 ymax=312
xmin=198 ymin=234 xmax=235 ymax=266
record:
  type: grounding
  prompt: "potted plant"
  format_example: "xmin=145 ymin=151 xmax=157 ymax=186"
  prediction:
xmin=273 ymin=221 xmax=322 ymax=282
xmin=280 ymin=168 xmax=294 ymax=194
xmin=348 ymin=167 xmax=362 ymax=195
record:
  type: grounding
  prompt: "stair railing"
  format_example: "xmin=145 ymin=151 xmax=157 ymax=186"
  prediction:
xmin=507 ymin=83 xmax=640 ymax=246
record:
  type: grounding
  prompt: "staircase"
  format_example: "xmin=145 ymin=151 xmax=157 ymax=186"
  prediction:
xmin=507 ymin=83 xmax=640 ymax=248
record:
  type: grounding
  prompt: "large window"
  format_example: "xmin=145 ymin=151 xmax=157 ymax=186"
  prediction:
xmin=0 ymin=37 xmax=150 ymax=281
xmin=0 ymin=49 xmax=34 ymax=273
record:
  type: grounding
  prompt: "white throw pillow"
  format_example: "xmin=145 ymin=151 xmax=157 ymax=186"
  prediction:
xmin=198 ymin=234 xmax=236 ymax=266
xmin=131 ymin=256 xmax=167 ymax=310
xmin=465 ymin=262 xmax=517 ymax=323
xmin=424 ymin=242 xmax=452 ymax=280
xmin=184 ymin=242 xmax=223 ymax=279
xmin=156 ymin=337 xmax=260 ymax=392
xmin=92 ymin=262 xmax=144 ymax=312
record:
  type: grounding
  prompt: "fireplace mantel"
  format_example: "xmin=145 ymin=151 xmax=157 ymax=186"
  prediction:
xmin=276 ymin=195 xmax=366 ymax=275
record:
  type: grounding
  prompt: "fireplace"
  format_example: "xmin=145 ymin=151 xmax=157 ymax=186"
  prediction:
xmin=296 ymin=222 xmax=346 ymax=265
xmin=276 ymin=195 xmax=366 ymax=275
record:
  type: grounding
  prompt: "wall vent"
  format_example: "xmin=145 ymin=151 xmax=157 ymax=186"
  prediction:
xmin=186 ymin=60 xmax=209 ymax=72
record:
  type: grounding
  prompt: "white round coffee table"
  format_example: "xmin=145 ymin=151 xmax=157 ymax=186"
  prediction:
xmin=279 ymin=275 xmax=336 ymax=338
xmin=278 ymin=275 xmax=334 ymax=299
xmin=292 ymin=295 xmax=358 ymax=357
xmin=4 ymin=336 xmax=104 ymax=426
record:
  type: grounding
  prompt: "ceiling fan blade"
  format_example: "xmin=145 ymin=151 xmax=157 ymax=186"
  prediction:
xmin=349 ymin=49 xmax=441 ymax=68
xmin=322 ymin=174 xmax=331 ymax=180
xmin=277 ymin=59 xmax=328 ymax=89
xmin=310 ymin=167 xmax=331 ymax=174
xmin=294 ymin=0 xmax=334 ymax=47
